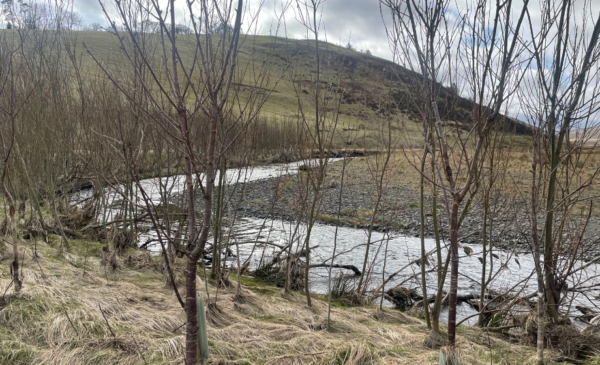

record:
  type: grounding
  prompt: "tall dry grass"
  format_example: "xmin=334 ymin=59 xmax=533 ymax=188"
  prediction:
xmin=0 ymin=236 xmax=552 ymax=365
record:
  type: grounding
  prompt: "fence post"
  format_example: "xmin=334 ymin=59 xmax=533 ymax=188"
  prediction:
xmin=197 ymin=294 xmax=209 ymax=361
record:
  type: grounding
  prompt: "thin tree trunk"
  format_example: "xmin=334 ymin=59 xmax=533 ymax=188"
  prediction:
xmin=478 ymin=195 xmax=489 ymax=326
xmin=211 ymin=160 xmax=225 ymax=280
xmin=328 ymin=158 xmax=347 ymax=326
xmin=419 ymin=146 xmax=431 ymax=329
xmin=430 ymin=141 xmax=447 ymax=334
xmin=10 ymin=203 xmax=21 ymax=292
xmin=303 ymin=199 xmax=318 ymax=307
xmin=1 ymin=165 xmax=21 ymax=292
xmin=303 ymin=1 xmax=323 ymax=308
xmin=184 ymin=257 xmax=199 ymax=364
xmin=531 ymin=137 xmax=545 ymax=365
xmin=447 ymin=200 xmax=460 ymax=346
xmin=543 ymin=162 xmax=560 ymax=320
xmin=50 ymin=175 xmax=70 ymax=250
xmin=380 ymin=235 xmax=389 ymax=311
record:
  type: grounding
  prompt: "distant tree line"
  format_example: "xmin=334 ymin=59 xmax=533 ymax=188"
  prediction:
xmin=79 ymin=20 xmax=234 ymax=35
xmin=1 ymin=0 xmax=82 ymax=30
xmin=1 ymin=0 xmax=232 ymax=35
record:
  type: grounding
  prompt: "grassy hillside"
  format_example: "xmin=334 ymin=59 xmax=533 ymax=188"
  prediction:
xmin=37 ymin=30 xmax=531 ymax=149
xmin=75 ymin=31 xmax=411 ymax=131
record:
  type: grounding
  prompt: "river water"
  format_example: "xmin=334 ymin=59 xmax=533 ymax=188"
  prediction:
xmin=78 ymin=158 xmax=600 ymax=326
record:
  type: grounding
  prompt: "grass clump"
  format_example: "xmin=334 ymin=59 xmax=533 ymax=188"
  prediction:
xmin=317 ymin=213 xmax=342 ymax=225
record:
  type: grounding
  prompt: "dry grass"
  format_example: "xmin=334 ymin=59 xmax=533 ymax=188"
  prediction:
xmin=0 ymin=235 xmax=586 ymax=364
xmin=328 ymin=146 xmax=600 ymax=217
xmin=0 ymin=238 xmax=185 ymax=365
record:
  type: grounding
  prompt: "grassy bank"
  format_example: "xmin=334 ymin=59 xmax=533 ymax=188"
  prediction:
xmin=0 ymin=236 xmax=590 ymax=364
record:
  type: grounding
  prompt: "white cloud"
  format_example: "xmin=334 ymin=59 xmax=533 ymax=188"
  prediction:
xmin=73 ymin=0 xmax=395 ymax=59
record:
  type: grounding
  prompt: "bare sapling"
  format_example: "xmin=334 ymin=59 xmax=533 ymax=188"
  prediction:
xmin=521 ymin=1 xmax=600 ymax=362
xmin=290 ymin=0 xmax=345 ymax=306
xmin=87 ymin=0 xmax=289 ymax=361
xmin=0 ymin=18 xmax=37 ymax=293
xmin=382 ymin=0 xmax=530 ymax=349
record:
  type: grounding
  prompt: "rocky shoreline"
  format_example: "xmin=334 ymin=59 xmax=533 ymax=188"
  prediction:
xmin=196 ymin=164 xmax=600 ymax=261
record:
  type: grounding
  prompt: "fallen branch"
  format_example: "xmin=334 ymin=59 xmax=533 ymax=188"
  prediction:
xmin=482 ymin=325 xmax=519 ymax=332
xmin=51 ymin=226 xmax=84 ymax=240
xmin=83 ymin=213 xmax=150 ymax=230
xmin=309 ymin=263 xmax=361 ymax=275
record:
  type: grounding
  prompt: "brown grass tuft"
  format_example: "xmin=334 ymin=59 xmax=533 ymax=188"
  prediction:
xmin=509 ymin=312 xmax=600 ymax=359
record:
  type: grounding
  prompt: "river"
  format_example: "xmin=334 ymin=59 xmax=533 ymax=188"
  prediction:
xmin=76 ymin=158 xmax=600 ymax=326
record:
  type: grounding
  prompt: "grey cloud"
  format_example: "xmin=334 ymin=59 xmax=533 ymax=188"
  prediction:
xmin=319 ymin=0 xmax=392 ymax=57
xmin=72 ymin=0 xmax=395 ymax=59
xmin=74 ymin=0 xmax=108 ymax=26
xmin=283 ymin=0 xmax=394 ymax=60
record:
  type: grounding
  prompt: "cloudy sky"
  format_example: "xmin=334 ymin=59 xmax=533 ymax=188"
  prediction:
xmin=72 ymin=0 xmax=396 ymax=60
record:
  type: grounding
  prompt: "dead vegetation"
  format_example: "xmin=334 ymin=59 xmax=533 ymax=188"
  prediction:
xmin=0 ymin=236 xmax=571 ymax=364
xmin=506 ymin=313 xmax=600 ymax=360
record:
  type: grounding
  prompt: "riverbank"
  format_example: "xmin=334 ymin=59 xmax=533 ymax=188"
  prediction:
xmin=225 ymin=158 xmax=600 ymax=261
xmin=0 ymin=235 xmax=562 ymax=364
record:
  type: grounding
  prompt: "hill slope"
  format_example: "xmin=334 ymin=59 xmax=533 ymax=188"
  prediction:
xmin=0 ymin=29 xmax=530 ymax=148
xmin=70 ymin=31 xmax=530 ymax=145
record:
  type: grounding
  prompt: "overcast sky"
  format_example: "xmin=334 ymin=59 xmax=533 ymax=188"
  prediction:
xmin=72 ymin=0 xmax=396 ymax=60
